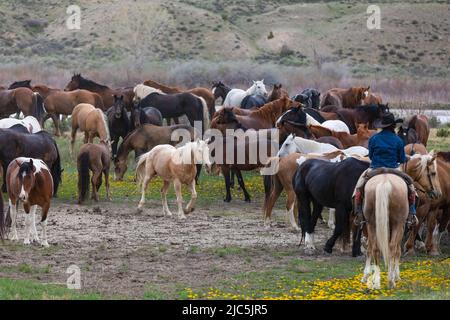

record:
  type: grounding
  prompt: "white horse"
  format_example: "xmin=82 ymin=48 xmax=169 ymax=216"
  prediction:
xmin=133 ymin=84 xmax=165 ymax=103
xmin=223 ymin=80 xmax=268 ymax=108
xmin=0 ymin=116 xmax=42 ymax=133
xmin=135 ymin=140 xmax=212 ymax=219
xmin=277 ymin=134 xmax=369 ymax=158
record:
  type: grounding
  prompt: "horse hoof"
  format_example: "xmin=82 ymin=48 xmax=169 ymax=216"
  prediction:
xmin=244 ymin=198 xmax=251 ymax=203
xmin=324 ymin=246 xmax=333 ymax=254
xmin=223 ymin=198 xmax=231 ymax=203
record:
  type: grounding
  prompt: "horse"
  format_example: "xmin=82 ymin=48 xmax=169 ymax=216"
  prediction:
xmin=293 ymin=158 xmax=370 ymax=255
xmin=361 ymin=174 xmax=409 ymax=289
xmin=320 ymin=86 xmax=370 ymax=109
xmin=77 ymin=141 xmax=111 ymax=204
xmin=114 ymin=124 xmax=198 ymax=181
xmin=143 ymin=79 xmax=216 ymax=120
xmin=106 ymin=95 xmax=131 ymax=159
xmin=309 ymin=123 xmax=376 ymax=148
xmin=277 ymin=134 xmax=369 ymax=158
xmin=0 ymin=129 xmax=62 ymax=196
xmin=64 ymin=74 xmax=134 ymax=110
xmin=330 ymin=104 xmax=390 ymax=134
xmin=304 ymin=108 xmax=340 ymax=123
xmin=268 ymin=84 xmax=289 ymax=102
xmin=263 ymin=150 xmax=346 ymax=230
xmin=2 ymin=158 xmax=53 ymax=247
xmin=0 ymin=116 xmax=42 ymax=133
xmin=223 ymin=80 xmax=268 ymax=108
xmin=398 ymin=115 xmax=430 ymax=147
xmin=364 ymin=93 xmax=382 ymax=105
xmin=0 ymin=88 xmax=45 ymax=120
xmin=135 ymin=85 xmax=209 ymax=131
xmin=211 ymin=81 xmax=232 ymax=104
xmin=43 ymin=89 xmax=105 ymax=136
xmin=240 ymin=95 xmax=268 ymax=109
xmin=70 ymin=103 xmax=111 ymax=156
xmin=135 ymin=140 xmax=211 ymax=219
xmin=130 ymin=104 xmax=163 ymax=130
xmin=292 ymin=88 xmax=321 ymax=109
xmin=8 ymin=80 xmax=60 ymax=100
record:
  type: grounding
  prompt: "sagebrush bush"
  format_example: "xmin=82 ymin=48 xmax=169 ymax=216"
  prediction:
xmin=436 ymin=128 xmax=450 ymax=138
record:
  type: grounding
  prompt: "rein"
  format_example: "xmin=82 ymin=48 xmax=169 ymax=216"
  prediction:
xmin=403 ymin=158 xmax=435 ymax=196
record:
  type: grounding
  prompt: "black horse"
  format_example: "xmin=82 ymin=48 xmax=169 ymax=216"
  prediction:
xmin=8 ymin=80 xmax=32 ymax=90
xmin=0 ymin=129 xmax=62 ymax=196
xmin=292 ymin=88 xmax=321 ymax=109
xmin=137 ymin=92 xmax=208 ymax=131
xmin=106 ymin=95 xmax=132 ymax=159
xmin=130 ymin=104 xmax=163 ymax=130
xmin=240 ymin=94 xmax=267 ymax=109
xmin=293 ymin=157 xmax=369 ymax=257
xmin=211 ymin=81 xmax=232 ymax=103
xmin=328 ymin=104 xmax=390 ymax=134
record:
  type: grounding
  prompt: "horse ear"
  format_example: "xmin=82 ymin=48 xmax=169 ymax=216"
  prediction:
xmin=367 ymin=86 xmax=370 ymax=91
xmin=29 ymin=159 xmax=35 ymax=171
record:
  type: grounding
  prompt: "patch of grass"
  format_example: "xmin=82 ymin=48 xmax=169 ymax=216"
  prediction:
xmin=211 ymin=246 xmax=244 ymax=258
xmin=3 ymin=263 xmax=51 ymax=275
xmin=436 ymin=128 xmax=450 ymax=138
xmin=143 ymin=285 xmax=167 ymax=300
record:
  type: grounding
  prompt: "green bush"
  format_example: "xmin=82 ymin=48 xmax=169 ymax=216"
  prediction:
xmin=436 ymin=128 xmax=450 ymax=138
xmin=428 ymin=116 xmax=441 ymax=128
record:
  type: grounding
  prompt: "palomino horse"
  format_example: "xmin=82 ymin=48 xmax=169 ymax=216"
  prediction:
xmin=0 ymin=116 xmax=42 ymax=133
xmin=223 ymin=80 xmax=268 ymax=108
xmin=114 ymin=124 xmax=198 ymax=181
xmin=106 ymin=95 xmax=131 ymax=159
xmin=135 ymin=141 xmax=211 ymax=219
xmin=70 ymin=103 xmax=111 ymax=156
xmin=320 ymin=86 xmax=370 ymax=109
xmin=362 ymin=174 xmax=408 ymax=289
xmin=144 ymin=79 xmax=216 ymax=120
xmin=309 ymin=123 xmax=376 ymax=148
xmin=43 ymin=89 xmax=105 ymax=136
xmin=77 ymin=141 xmax=111 ymax=204
xmin=65 ymin=74 xmax=134 ymax=110
xmin=3 ymin=158 xmax=53 ymax=247
xmin=398 ymin=115 xmax=430 ymax=147
xmin=211 ymin=81 xmax=232 ymax=104
xmin=0 ymin=88 xmax=45 ymax=120
xmin=135 ymin=85 xmax=209 ymax=131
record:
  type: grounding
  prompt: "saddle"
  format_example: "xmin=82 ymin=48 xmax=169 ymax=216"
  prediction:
xmin=364 ymin=167 xmax=414 ymax=186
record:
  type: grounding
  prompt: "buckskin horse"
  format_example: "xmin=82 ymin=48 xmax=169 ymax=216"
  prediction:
xmin=0 ymin=129 xmax=62 ymax=196
xmin=320 ymin=86 xmax=371 ymax=109
xmin=65 ymin=74 xmax=134 ymax=110
xmin=144 ymin=79 xmax=216 ymax=120
xmin=2 ymin=158 xmax=53 ymax=247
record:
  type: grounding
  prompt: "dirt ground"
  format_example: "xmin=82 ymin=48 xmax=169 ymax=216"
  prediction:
xmin=0 ymin=199 xmax=342 ymax=298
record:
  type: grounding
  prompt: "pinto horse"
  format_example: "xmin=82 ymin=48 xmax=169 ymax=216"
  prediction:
xmin=211 ymin=81 xmax=232 ymax=104
xmin=65 ymin=74 xmax=134 ymax=110
xmin=77 ymin=141 xmax=111 ymax=204
xmin=3 ymin=158 xmax=53 ymax=247
xmin=144 ymin=79 xmax=216 ymax=120
xmin=70 ymin=103 xmax=111 ymax=156
xmin=0 ymin=87 xmax=45 ymax=120
xmin=135 ymin=141 xmax=211 ymax=219
xmin=223 ymin=80 xmax=268 ymax=108
xmin=320 ymin=86 xmax=370 ymax=109
xmin=0 ymin=116 xmax=42 ymax=133
xmin=106 ymin=95 xmax=131 ymax=159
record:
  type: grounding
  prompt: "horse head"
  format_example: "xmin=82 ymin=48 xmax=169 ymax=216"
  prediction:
xmin=405 ymin=153 xmax=442 ymax=199
xmin=250 ymin=80 xmax=268 ymax=97
xmin=193 ymin=140 xmax=212 ymax=170
xmin=114 ymin=157 xmax=127 ymax=181
xmin=354 ymin=86 xmax=370 ymax=101
xmin=16 ymin=159 xmax=36 ymax=203
xmin=65 ymin=73 xmax=81 ymax=91
xmin=277 ymin=134 xmax=297 ymax=157
xmin=113 ymin=95 xmax=125 ymax=119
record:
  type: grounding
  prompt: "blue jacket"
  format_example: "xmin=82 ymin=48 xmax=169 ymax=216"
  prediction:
xmin=368 ymin=130 xmax=406 ymax=169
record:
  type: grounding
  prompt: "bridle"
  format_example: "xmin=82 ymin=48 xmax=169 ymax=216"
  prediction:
xmin=403 ymin=158 xmax=437 ymax=198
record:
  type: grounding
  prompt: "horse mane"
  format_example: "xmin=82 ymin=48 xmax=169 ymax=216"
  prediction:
xmin=251 ymin=97 xmax=289 ymax=123
xmin=144 ymin=79 xmax=182 ymax=93
xmin=76 ymin=74 xmax=110 ymax=90
xmin=99 ymin=110 xmax=111 ymax=141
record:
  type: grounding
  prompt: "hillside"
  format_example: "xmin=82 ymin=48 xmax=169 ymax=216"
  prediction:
xmin=0 ymin=0 xmax=449 ymax=79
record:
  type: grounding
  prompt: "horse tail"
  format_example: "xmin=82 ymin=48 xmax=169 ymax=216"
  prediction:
xmin=51 ymin=140 xmax=62 ymax=196
xmin=78 ymin=152 xmax=90 ymax=203
xmin=375 ymin=179 xmax=391 ymax=268
xmin=197 ymin=96 xmax=210 ymax=130
xmin=32 ymin=92 xmax=45 ymax=123
xmin=135 ymin=151 xmax=150 ymax=185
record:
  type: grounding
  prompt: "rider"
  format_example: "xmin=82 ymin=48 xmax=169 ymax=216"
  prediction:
xmin=353 ymin=112 xmax=418 ymax=228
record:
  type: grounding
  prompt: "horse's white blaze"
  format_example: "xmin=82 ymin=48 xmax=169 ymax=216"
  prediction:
xmin=364 ymin=90 xmax=369 ymax=98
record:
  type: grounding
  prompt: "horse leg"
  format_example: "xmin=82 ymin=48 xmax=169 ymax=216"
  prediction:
xmin=23 ymin=212 xmax=32 ymax=245
xmin=235 ymin=170 xmax=251 ymax=202
xmin=264 ymin=180 xmax=283 ymax=229
xmin=91 ymin=170 xmax=101 ymax=202
xmin=324 ymin=205 xmax=346 ymax=254
xmin=2 ymin=164 xmax=8 ymax=192
xmin=184 ymin=179 xmax=197 ymax=214
xmin=30 ymin=205 xmax=40 ymax=243
xmin=297 ymin=193 xmax=314 ymax=251
xmin=425 ymin=210 xmax=440 ymax=255
xmin=104 ymin=168 xmax=111 ymax=201
xmin=389 ymin=223 xmax=405 ymax=288
xmin=222 ymin=167 xmax=232 ymax=202
xmin=160 ymin=180 xmax=172 ymax=216
xmin=195 ymin=164 xmax=202 ymax=185
xmin=174 ymin=179 xmax=186 ymax=219
xmin=51 ymin=114 xmax=61 ymax=136
xmin=328 ymin=209 xmax=336 ymax=230
xmin=361 ymin=253 xmax=372 ymax=284
xmin=8 ymin=200 xmax=19 ymax=241
xmin=286 ymin=191 xmax=299 ymax=231
xmin=70 ymin=127 xmax=78 ymax=157
xmin=40 ymin=203 xmax=50 ymax=247
xmin=111 ymin=138 xmax=119 ymax=160
xmin=138 ymin=173 xmax=153 ymax=211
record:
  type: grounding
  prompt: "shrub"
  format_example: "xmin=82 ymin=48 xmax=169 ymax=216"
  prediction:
xmin=428 ymin=116 xmax=441 ymax=128
xmin=436 ymin=128 xmax=449 ymax=138
xmin=267 ymin=31 xmax=274 ymax=39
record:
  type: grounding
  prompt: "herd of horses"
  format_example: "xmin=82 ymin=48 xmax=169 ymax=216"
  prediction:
xmin=0 ymin=75 xmax=448 ymax=290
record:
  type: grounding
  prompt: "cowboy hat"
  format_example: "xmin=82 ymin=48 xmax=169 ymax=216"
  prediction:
xmin=373 ymin=112 xmax=403 ymax=129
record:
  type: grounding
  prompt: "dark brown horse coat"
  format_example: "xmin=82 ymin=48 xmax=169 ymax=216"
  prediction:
xmin=320 ymin=86 xmax=370 ymax=109
xmin=0 ymin=88 xmax=44 ymax=119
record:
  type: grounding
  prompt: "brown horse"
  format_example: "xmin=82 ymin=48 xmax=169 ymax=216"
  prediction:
xmin=114 ymin=124 xmax=198 ymax=181
xmin=77 ymin=141 xmax=111 ymax=204
xmin=362 ymin=174 xmax=409 ymax=289
xmin=70 ymin=103 xmax=111 ymax=156
xmin=404 ymin=143 xmax=428 ymax=156
xmin=320 ymin=86 xmax=370 ymax=109
xmin=215 ymin=97 xmax=299 ymax=130
xmin=8 ymin=80 xmax=60 ymax=100
xmin=309 ymin=123 xmax=376 ymax=148
xmin=65 ymin=74 xmax=134 ymax=110
xmin=2 ymin=158 xmax=53 ymax=247
xmin=407 ymin=115 xmax=430 ymax=146
xmin=268 ymin=84 xmax=289 ymax=102
xmin=0 ymin=88 xmax=44 ymax=120
xmin=43 ymin=89 xmax=104 ymax=136
xmin=263 ymin=150 xmax=346 ymax=230
xmin=143 ymin=79 xmax=216 ymax=119
xmin=364 ymin=93 xmax=382 ymax=105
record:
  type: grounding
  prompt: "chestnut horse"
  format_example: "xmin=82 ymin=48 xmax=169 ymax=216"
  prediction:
xmin=0 ymin=87 xmax=44 ymax=120
xmin=268 ymin=84 xmax=289 ymax=102
xmin=77 ymin=141 xmax=111 ymax=204
xmin=43 ymin=89 xmax=104 ymax=136
xmin=65 ymin=74 xmax=134 ymax=110
xmin=70 ymin=104 xmax=111 ymax=156
xmin=8 ymin=80 xmax=60 ymax=100
xmin=3 ymin=158 xmax=53 ymax=247
xmin=320 ymin=86 xmax=370 ymax=109
xmin=309 ymin=123 xmax=376 ymax=148
xmin=144 ymin=79 xmax=216 ymax=119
